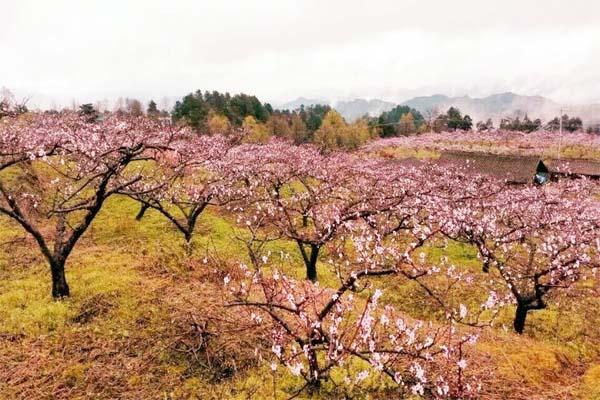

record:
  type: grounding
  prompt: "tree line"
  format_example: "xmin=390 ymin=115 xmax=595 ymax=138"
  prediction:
xmin=2 ymin=85 xmax=595 ymax=154
xmin=167 ymin=90 xmax=593 ymax=141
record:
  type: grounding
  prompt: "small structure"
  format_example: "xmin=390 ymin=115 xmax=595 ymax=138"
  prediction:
xmin=437 ymin=151 xmax=600 ymax=184
xmin=438 ymin=151 xmax=542 ymax=184
xmin=543 ymin=159 xmax=600 ymax=181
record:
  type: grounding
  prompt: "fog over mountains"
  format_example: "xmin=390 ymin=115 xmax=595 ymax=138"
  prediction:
xmin=279 ymin=97 xmax=395 ymax=120
xmin=10 ymin=88 xmax=600 ymax=127
xmin=280 ymin=93 xmax=600 ymax=125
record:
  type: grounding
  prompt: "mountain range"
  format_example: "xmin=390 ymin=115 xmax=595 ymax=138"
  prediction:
xmin=279 ymin=93 xmax=600 ymax=125
xmin=279 ymin=97 xmax=395 ymax=121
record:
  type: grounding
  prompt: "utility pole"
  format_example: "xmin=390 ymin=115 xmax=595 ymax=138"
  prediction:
xmin=430 ymin=114 xmax=433 ymax=135
xmin=558 ymin=108 xmax=563 ymax=160
xmin=559 ymin=108 xmax=563 ymax=136
xmin=426 ymin=107 xmax=437 ymax=135
xmin=557 ymin=107 xmax=570 ymax=160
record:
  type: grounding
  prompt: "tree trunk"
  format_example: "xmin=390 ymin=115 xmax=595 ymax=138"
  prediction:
xmin=51 ymin=215 xmax=70 ymax=298
xmin=514 ymin=303 xmax=528 ymax=334
xmin=184 ymin=232 xmax=193 ymax=256
xmin=135 ymin=203 xmax=149 ymax=221
xmin=50 ymin=260 xmax=70 ymax=298
xmin=307 ymin=377 xmax=321 ymax=394
xmin=306 ymin=260 xmax=317 ymax=282
xmin=306 ymin=349 xmax=321 ymax=394
xmin=297 ymin=241 xmax=320 ymax=282
xmin=306 ymin=245 xmax=319 ymax=282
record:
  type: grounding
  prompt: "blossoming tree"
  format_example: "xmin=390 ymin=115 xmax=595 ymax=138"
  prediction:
xmin=0 ymin=113 xmax=181 ymax=298
xmin=224 ymin=216 xmax=482 ymax=398
xmin=439 ymin=180 xmax=600 ymax=333
xmin=231 ymin=141 xmax=424 ymax=282
xmin=126 ymin=133 xmax=240 ymax=250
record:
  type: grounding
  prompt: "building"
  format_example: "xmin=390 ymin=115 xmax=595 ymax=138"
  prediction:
xmin=438 ymin=151 xmax=600 ymax=184
xmin=542 ymin=159 xmax=600 ymax=181
xmin=438 ymin=151 xmax=541 ymax=184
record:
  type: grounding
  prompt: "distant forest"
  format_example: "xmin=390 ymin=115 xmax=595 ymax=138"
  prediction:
xmin=2 ymin=87 xmax=596 ymax=151
xmin=166 ymin=90 xmax=594 ymax=144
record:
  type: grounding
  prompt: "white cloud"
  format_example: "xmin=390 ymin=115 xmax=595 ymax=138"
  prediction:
xmin=2 ymin=0 xmax=600 ymax=107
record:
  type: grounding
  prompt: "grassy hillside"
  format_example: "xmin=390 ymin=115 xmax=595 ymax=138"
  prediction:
xmin=1 ymin=193 xmax=600 ymax=399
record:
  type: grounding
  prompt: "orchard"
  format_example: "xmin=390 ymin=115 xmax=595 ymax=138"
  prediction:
xmin=1 ymin=112 xmax=599 ymax=399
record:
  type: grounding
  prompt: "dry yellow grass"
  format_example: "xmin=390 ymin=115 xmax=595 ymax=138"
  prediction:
xmin=1 ymin=195 xmax=599 ymax=399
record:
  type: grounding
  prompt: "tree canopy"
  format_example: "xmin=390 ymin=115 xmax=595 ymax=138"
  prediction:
xmin=172 ymin=90 xmax=272 ymax=130
xmin=499 ymin=115 xmax=541 ymax=133
xmin=376 ymin=105 xmax=424 ymax=137
xmin=545 ymin=114 xmax=583 ymax=133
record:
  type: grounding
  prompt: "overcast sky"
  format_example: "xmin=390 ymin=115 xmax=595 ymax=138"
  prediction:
xmin=2 ymin=0 xmax=600 ymax=108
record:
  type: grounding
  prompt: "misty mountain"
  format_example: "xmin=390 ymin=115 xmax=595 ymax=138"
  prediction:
xmin=279 ymin=97 xmax=327 ymax=111
xmin=399 ymin=94 xmax=451 ymax=114
xmin=279 ymin=92 xmax=568 ymax=123
xmin=573 ymin=103 xmax=600 ymax=125
xmin=278 ymin=97 xmax=395 ymax=121
xmin=401 ymin=92 xmax=561 ymax=122
xmin=333 ymin=99 xmax=396 ymax=121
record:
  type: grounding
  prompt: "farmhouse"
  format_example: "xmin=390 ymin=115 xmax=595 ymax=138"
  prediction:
xmin=438 ymin=151 xmax=541 ymax=184
xmin=542 ymin=159 xmax=600 ymax=181
xmin=438 ymin=151 xmax=600 ymax=184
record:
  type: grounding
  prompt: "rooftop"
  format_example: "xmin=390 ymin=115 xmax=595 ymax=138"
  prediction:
xmin=437 ymin=151 xmax=541 ymax=183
